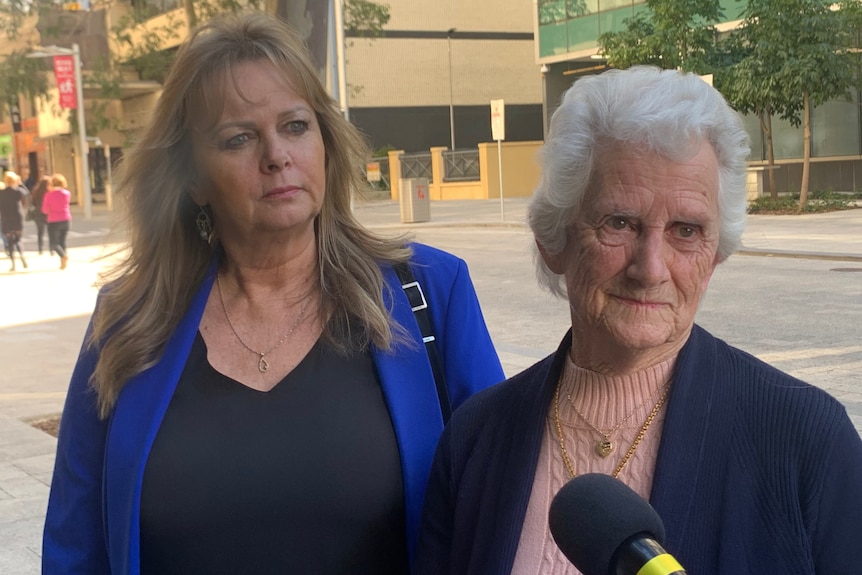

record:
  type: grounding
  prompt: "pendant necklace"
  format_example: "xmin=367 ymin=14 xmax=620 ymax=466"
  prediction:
xmin=553 ymin=380 xmax=671 ymax=479
xmin=566 ymin=381 xmax=667 ymax=457
xmin=217 ymin=273 xmax=312 ymax=373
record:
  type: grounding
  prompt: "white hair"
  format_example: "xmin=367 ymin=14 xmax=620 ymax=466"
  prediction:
xmin=528 ymin=66 xmax=751 ymax=297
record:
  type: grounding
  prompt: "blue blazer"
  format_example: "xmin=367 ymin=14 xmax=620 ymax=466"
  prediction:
xmin=43 ymin=243 xmax=504 ymax=574
xmin=415 ymin=326 xmax=862 ymax=575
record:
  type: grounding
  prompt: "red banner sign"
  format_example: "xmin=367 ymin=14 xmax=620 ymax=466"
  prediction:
xmin=53 ymin=55 xmax=76 ymax=109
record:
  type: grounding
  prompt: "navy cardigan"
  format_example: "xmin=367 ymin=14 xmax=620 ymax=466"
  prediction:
xmin=43 ymin=243 xmax=505 ymax=574
xmin=415 ymin=326 xmax=862 ymax=575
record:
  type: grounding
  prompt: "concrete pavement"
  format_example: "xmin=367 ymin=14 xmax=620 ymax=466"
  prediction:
xmin=1 ymin=198 xmax=860 ymax=573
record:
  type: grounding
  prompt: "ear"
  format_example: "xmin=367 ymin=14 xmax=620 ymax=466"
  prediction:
xmin=188 ymin=182 xmax=207 ymax=207
xmin=536 ymin=239 xmax=567 ymax=275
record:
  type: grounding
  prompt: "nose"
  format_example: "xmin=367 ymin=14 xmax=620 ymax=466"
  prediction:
xmin=626 ymin=228 xmax=671 ymax=287
xmin=261 ymin=135 xmax=291 ymax=173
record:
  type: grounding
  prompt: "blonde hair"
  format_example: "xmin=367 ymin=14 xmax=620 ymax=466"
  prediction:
xmin=4 ymin=171 xmax=18 ymax=187
xmin=50 ymin=173 xmax=67 ymax=188
xmin=90 ymin=10 xmax=408 ymax=417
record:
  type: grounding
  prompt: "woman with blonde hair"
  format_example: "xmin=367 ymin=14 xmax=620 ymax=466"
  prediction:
xmin=42 ymin=172 xmax=72 ymax=269
xmin=43 ymin=11 xmax=503 ymax=574
xmin=0 ymin=171 xmax=28 ymax=270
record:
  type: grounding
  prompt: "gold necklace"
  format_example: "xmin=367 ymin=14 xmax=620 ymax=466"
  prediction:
xmin=567 ymin=381 xmax=667 ymax=458
xmin=553 ymin=379 xmax=670 ymax=479
xmin=216 ymin=273 xmax=312 ymax=373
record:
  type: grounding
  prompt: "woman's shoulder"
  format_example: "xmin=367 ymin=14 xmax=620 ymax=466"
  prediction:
xmin=694 ymin=326 xmax=851 ymax=433
xmin=450 ymin=356 xmax=555 ymax=429
xmin=407 ymin=242 xmax=464 ymax=268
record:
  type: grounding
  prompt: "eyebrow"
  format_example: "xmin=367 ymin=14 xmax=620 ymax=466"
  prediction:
xmin=207 ymin=105 xmax=314 ymax=136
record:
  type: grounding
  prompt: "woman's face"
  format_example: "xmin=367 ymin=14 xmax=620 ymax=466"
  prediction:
xmin=543 ymin=140 xmax=721 ymax=371
xmin=190 ymin=59 xmax=326 ymax=247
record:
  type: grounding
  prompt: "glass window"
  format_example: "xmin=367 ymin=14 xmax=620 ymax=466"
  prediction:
xmin=568 ymin=0 xmax=598 ymax=17
xmin=568 ymin=14 xmax=601 ymax=52
xmin=771 ymin=116 xmax=804 ymax=160
xmin=740 ymin=113 xmax=764 ymax=161
xmin=812 ymin=96 xmax=860 ymax=157
xmin=539 ymin=22 xmax=571 ymax=57
xmin=539 ymin=0 xmax=568 ymax=24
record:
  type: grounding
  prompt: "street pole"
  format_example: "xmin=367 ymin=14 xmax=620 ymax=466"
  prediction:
xmin=334 ymin=0 xmax=349 ymax=122
xmin=447 ymin=28 xmax=456 ymax=151
xmin=27 ymin=44 xmax=92 ymax=220
xmin=72 ymin=44 xmax=92 ymax=220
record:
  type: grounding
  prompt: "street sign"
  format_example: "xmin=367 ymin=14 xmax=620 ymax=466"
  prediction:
xmin=491 ymin=99 xmax=505 ymax=141
xmin=53 ymin=55 xmax=77 ymax=109
xmin=366 ymin=161 xmax=381 ymax=183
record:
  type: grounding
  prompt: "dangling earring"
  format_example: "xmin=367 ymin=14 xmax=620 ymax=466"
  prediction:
xmin=195 ymin=205 xmax=214 ymax=244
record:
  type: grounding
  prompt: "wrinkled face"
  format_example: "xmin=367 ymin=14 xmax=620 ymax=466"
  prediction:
xmin=190 ymin=59 xmax=326 ymax=245
xmin=542 ymin=141 xmax=721 ymax=370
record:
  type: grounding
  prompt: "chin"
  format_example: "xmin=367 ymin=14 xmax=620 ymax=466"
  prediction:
xmin=607 ymin=325 xmax=678 ymax=352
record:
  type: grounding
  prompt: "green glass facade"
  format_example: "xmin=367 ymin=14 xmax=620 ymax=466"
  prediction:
xmin=537 ymin=0 xmax=862 ymax=169
xmin=538 ymin=0 xmax=745 ymax=58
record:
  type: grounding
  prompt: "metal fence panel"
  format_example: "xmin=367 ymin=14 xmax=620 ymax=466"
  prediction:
xmin=401 ymin=152 xmax=433 ymax=180
xmin=443 ymin=149 xmax=480 ymax=182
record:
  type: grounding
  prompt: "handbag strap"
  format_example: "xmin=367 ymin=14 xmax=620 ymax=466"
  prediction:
xmin=393 ymin=261 xmax=452 ymax=424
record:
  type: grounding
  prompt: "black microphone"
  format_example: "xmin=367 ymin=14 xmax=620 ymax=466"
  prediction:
xmin=548 ymin=473 xmax=687 ymax=575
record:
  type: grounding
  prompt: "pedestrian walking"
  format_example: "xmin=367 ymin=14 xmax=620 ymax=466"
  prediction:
xmin=28 ymin=176 xmax=50 ymax=254
xmin=0 ymin=171 xmax=29 ymax=271
xmin=42 ymin=173 xmax=72 ymax=269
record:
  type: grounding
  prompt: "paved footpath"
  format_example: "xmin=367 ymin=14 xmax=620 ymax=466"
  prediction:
xmin=1 ymin=199 xmax=860 ymax=573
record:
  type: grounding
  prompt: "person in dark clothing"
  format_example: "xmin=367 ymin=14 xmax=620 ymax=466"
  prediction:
xmin=415 ymin=66 xmax=862 ymax=575
xmin=0 ymin=171 xmax=29 ymax=271
xmin=29 ymin=176 xmax=50 ymax=254
xmin=42 ymin=11 xmax=504 ymax=575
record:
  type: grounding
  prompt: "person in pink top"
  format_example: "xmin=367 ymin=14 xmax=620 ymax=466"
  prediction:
xmin=42 ymin=172 xmax=72 ymax=269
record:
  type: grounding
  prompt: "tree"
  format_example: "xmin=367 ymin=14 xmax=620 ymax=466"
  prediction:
xmin=719 ymin=0 xmax=858 ymax=208
xmin=598 ymin=0 xmax=723 ymax=73
xmin=0 ymin=0 xmax=391 ymax=149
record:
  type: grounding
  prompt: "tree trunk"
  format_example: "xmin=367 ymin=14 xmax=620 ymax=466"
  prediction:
xmin=183 ymin=0 xmax=197 ymax=29
xmin=764 ymin=106 xmax=777 ymax=199
xmin=799 ymin=92 xmax=811 ymax=210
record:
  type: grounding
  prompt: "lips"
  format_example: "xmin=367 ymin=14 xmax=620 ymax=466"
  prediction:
xmin=263 ymin=185 xmax=302 ymax=198
xmin=610 ymin=293 xmax=672 ymax=307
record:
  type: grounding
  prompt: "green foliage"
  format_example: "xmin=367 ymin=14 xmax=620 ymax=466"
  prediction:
xmin=0 ymin=0 xmax=391 ymax=143
xmin=597 ymin=0 xmax=724 ymax=73
xmin=345 ymin=0 xmax=390 ymax=36
xmin=372 ymin=144 xmax=397 ymax=157
xmin=0 ymin=50 xmax=51 ymax=105
xmin=747 ymin=191 xmax=859 ymax=213
xmin=720 ymin=0 xmax=858 ymax=128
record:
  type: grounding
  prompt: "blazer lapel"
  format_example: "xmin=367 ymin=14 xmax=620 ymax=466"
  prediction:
xmin=103 ymin=264 xmax=216 ymax=574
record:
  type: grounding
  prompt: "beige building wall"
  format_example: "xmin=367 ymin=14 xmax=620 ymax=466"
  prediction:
xmin=348 ymin=38 xmax=542 ymax=107
xmin=346 ymin=0 xmax=542 ymax=109
xmin=385 ymin=0 xmax=533 ymax=32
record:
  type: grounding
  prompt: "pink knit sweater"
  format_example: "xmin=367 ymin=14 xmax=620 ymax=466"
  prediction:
xmin=511 ymin=355 xmax=675 ymax=575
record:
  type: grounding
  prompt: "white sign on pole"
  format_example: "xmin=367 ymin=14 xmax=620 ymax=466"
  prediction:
xmin=491 ymin=99 xmax=506 ymax=141
xmin=491 ymin=99 xmax=506 ymax=221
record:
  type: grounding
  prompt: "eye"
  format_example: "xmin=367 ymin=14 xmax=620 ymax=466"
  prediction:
xmin=608 ymin=216 xmax=630 ymax=231
xmin=284 ymin=120 xmax=310 ymax=135
xmin=223 ymin=133 xmax=250 ymax=149
xmin=674 ymin=224 xmax=699 ymax=239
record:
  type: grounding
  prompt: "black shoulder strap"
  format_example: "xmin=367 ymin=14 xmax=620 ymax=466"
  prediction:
xmin=393 ymin=261 xmax=452 ymax=424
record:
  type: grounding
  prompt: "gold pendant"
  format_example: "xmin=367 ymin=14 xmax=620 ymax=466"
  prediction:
xmin=258 ymin=354 xmax=269 ymax=372
xmin=597 ymin=439 xmax=613 ymax=457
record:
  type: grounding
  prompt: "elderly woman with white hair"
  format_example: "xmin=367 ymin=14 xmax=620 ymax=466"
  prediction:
xmin=414 ymin=66 xmax=862 ymax=575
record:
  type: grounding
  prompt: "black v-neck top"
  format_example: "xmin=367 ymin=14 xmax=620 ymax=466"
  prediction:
xmin=140 ymin=332 xmax=408 ymax=574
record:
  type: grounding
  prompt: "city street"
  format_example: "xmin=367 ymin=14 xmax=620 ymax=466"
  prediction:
xmin=0 ymin=199 xmax=860 ymax=573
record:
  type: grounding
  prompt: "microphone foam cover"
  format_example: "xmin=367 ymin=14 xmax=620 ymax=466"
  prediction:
xmin=548 ymin=473 xmax=666 ymax=575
